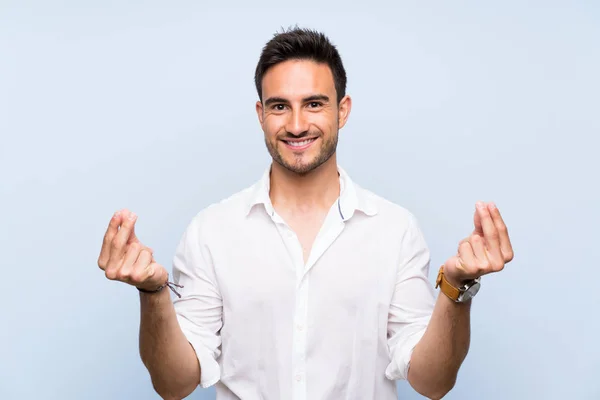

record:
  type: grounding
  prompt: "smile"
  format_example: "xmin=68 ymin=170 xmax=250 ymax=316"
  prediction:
xmin=283 ymin=137 xmax=317 ymax=150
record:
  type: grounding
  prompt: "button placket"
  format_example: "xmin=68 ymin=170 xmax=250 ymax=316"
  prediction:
xmin=292 ymin=268 xmax=308 ymax=399
xmin=272 ymin=207 xmax=344 ymax=400
xmin=269 ymin=217 xmax=307 ymax=400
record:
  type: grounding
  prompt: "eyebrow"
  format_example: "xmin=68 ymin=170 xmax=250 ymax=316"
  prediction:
xmin=263 ymin=94 xmax=330 ymax=107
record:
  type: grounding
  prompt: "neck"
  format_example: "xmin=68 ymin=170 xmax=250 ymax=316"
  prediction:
xmin=269 ymin=156 xmax=340 ymax=215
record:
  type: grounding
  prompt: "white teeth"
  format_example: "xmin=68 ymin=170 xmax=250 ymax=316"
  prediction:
xmin=287 ymin=139 xmax=314 ymax=147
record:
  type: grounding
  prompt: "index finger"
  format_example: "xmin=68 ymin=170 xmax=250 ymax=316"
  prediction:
xmin=107 ymin=210 xmax=138 ymax=265
xmin=475 ymin=201 xmax=502 ymax=258
xmin=473 ymin=208 xmax=483 ymax=236
xmin=98 ymin=210 xmax=124 ymax=269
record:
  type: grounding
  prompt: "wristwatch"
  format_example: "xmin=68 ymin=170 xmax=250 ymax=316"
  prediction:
xmin=435 ymin=266 xmax=481 ymax=303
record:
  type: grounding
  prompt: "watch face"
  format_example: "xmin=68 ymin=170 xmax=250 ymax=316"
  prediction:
xmin=458 ymin=282 xmax=481 ymax=302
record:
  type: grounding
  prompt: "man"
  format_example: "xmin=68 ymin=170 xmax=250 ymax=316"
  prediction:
xmin=97 ymin=28 xmax=514 ymax=400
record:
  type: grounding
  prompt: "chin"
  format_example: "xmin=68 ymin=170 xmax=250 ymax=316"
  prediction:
xmin=285 ymin=163 xmax=316 ymax=175
xmin=283 ymin=155 xmax=332 ymax=175
xmin=268 ymin=138 xmax=336 ymax=175
xmin=275 ymin=158 xmax=315 ymax=175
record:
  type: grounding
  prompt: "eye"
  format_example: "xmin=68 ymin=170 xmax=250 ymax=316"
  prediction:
xmin=272 ymin=104 xmax=286 ymax=111
xmin=308 ymin=102 xmax=322 ymax=108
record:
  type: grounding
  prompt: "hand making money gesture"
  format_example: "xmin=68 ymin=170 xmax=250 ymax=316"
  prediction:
xmin=443 ymin=202 xmax=514 ymax=288
xmin=97 ymin=209 xmax=168 ymax=292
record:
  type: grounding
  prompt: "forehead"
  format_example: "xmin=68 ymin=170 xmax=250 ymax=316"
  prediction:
xmin=261 ymin=59 xmax=335 ymax=99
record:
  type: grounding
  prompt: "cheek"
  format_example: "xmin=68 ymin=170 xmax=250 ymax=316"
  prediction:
xmin=312 ymin=115 xmax=335 ymax=133
xmin=263 ymin=116 xmax=284 ymax=136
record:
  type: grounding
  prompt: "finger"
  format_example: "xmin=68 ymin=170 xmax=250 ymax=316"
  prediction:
xmin=131 ymin=248 xmax=155 ymax=285
xmin=457 ymin=237 xmax=470 ymax=254
xmin=473 ymin=208 xmax=483 ymax=236
xmin=468 ymin=234 xmax=489 ymax=267
xmin=488 ymin=203 xmax=514 ymax=263
xmin=458 ymin=240 xmax=478 ymax=276
xmin=106 ymin=210 xmax=138 ymax=269
xmin=127 ymin=223 xmax=141 ymax=245
xmin=115 ymin=242 xmax=144 ymax=282
xmin=98 ymin=210 xmax=124 ymax=270
xmin=475 ymin=201 xmax=502 ymax=259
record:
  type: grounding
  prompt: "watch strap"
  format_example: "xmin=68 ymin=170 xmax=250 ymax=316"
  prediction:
xmin=435 ymin=266 xmax=461 ymax=301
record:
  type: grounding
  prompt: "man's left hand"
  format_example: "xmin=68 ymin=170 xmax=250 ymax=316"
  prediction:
xmin=443 ymin=201 xmax=514 ymax=287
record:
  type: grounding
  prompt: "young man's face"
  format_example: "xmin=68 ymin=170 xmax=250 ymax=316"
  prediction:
xmin=256 ymin=59 xmax=351 ymax=175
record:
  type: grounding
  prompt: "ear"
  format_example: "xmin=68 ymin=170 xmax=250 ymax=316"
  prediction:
xmin=337 ymin=95 xmax=352 ymax=129
xmin=256 ymin=100 xmax=265 ymax=126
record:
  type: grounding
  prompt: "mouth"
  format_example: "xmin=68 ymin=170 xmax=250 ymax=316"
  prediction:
xmin=281 ymin=137 xmax=318 ymax=151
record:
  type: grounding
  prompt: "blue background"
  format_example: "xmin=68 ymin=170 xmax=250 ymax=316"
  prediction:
xmin=1 ymin=1 xmax=599 ymax=399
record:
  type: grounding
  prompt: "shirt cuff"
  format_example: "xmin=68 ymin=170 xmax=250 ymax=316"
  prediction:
xmin=177 ymin=316 xmax=221 ymax=388
xmin=385 ymin=326 xmax=428 ymax=381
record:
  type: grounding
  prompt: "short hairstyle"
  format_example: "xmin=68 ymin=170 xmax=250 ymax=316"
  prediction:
xmin=254 ymin=27 xmax=347 ymax=103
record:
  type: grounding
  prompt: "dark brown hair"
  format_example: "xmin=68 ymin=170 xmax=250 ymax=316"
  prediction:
xmin=254 ymin=27 xmax=347 ymax=103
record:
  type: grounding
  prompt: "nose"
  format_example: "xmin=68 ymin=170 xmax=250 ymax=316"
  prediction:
xmin=284 ymin=108 xmax=310 ymax=137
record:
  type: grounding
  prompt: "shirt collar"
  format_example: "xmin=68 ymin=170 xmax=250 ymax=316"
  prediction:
xmin=244 ymin=164 xmax=378 ymax=220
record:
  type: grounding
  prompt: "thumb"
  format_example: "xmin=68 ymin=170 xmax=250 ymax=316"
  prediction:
xmin=127 ymin=221 xmax=141 ymax=245
xmin=445 ymin=254 xmax=466 ymax=273
xmin=144 ymin=261 xmax=168 ymax=288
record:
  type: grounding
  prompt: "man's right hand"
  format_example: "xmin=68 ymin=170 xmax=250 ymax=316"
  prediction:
xmin=97 ymin=209 xmax=168 ymax=291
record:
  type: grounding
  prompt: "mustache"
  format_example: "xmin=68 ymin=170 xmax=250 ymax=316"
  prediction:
xmin=279 ymin=131 xmax=320 ymax=140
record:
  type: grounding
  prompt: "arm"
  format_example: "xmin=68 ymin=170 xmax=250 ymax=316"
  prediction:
xmin=407 ymin=293 xmax=471 ymax=399
xmin=139 ymin=288 xmax=201 ymax=400
xmin=97 ymin=209 xmax=221 ymax=399
xmin=406 ymin=202 xmax=514 ymax=399
xmin=139 ymin=211 xmax=223 ymax=397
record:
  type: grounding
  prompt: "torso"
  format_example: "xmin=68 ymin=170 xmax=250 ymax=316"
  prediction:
xmin=173 ymin=166 xmax=431 ymax=400
xmin=280 ymin=209 xmax=329 ymax=263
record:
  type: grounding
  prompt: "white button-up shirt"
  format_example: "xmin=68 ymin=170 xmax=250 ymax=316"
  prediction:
xmin=172 ymin=165 xmax=436 ymax=400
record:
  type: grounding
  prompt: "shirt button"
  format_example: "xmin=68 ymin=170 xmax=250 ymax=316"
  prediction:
xmin=295 ymin=374 xmax=302 ymax=382
xmin=297 ymin=324 xmax=304 ymax=331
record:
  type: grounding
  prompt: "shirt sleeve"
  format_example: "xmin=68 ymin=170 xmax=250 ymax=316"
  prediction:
xmin=171 ymin=213 xmax=223 ymax=389
xmin=385 ymin=213 xmax=436 ymax=381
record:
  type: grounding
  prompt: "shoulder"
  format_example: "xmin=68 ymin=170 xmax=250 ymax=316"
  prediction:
xmin=356 ymin=183 xmax=421 ymax=227
xmin=184 ymin=184 xmax=256 ymax=235
xmin=352 ymin=182 xmax=429 ymax=249
xmin=354 ymin=185 xmax=431 ymax=259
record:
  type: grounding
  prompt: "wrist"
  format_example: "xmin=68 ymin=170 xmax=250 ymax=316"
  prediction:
xmin=135 ymin=269 xmax=170 ymax=293
xmin=136 ymin=280 xmax=168 ymax=293
xmin=136 ymin=276 xmax=184 ymax=298
xmin=436 ymin=266 xmax=482 ymax=303
xmin=444 ymin=273 xmax=471 ymax=289
xmin=138 ymin=284 xmax=170 ymax=299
